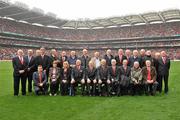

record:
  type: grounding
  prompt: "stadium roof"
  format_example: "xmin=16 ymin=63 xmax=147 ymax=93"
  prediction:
xmin=0 ymin=0 xmax=180 ymax=29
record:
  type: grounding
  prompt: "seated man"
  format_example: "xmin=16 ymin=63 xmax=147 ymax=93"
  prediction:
xmin=130 ymin=61 xmax=143 ymax=96
xmin=71 ymin=59 xmax=86 ymax=96
xmin=49 ymin=61 xmax=60 ymax=96
xmin=119 ymin=59 xmax=131 ymax=96
xmin=33 ymin=65 xmax=49 ymax=95
xmin=86 ymin=60 xmax=98 ymax=96
xmin=142 ymin=60 xmax=158 ymax=96
xmin=97 ymin=59 xmax=110 ymax=96
xmin=108 ymin=59 xmax=120 ymax=96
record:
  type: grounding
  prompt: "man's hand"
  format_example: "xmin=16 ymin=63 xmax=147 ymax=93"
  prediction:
xmin=39 ymin=83 xmax=43 ymax=87
xmin=87 ymin=79 xmax=91 ymax=83
xmin=107 ymin=80 xmax=111 ymax=84
xmin=81 ymin=79 xmax=85 ymax=84
xmin=93 ymin=79 xmax=97 ymax=84
xmin=98 ymin=80 xmax=102 ymax=84
xmin=71 ymin=79 xmax=75 ymax=84
xmin=62 ymin=80 xmax=67 ymax=83
xmin=19 ymin=70 xmax=25 ymax=74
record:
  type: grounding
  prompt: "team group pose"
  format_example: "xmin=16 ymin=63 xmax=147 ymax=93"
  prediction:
xmin=12 ymin=47 xmax=170 ymax=96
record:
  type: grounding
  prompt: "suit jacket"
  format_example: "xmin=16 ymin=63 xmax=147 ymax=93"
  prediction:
xmin=12 ymin=56 xmax=28 ymax=76
xmin=119 ymin=66 xmax=131 ymax=77
xmin=129 ymin=56 xmax=141 ymax=67
xmin=97 ymin=66 xmax=109 ymax=81
xmin=158 ymin=57 xmax=170 ymax=75
xmin=59 ymin=56 xmax=68 ymax=68
xmin=71 ymin=66 xmax=85 ymax=81
xmin=86 ymin=67 xmax=97 ymax=80
xmin=115 ymin=55 xmax=127 ymax=66
xmin=35 ymin=55 xmax=51 ymax=72
xmin=33 ymin=71 xmax=47 ymax=86
xmin=142 ymin=66 xmax=157 ymax=82
xmin=60 ymin=68 xmax=71 ymax=82
xmin=104 ymin=54 xmax=114 ymax=66
xmin=80 ymin=55 xmax=91 ymax=69
xmin=25 ymin=55 xmax=36 ymax=74
xmin=49 ymin=67 xmax=60 ymax=82
xmin=49 ymin=55 xmax=61 ymax=68
xmin=108 ymin=66 xmax=120 ymax=81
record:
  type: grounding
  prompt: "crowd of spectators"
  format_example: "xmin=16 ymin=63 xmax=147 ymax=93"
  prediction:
xmin=0 ymin=18 xmax=180 ymax=40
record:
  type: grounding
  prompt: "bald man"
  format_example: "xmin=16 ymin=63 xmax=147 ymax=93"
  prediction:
xmin=12 ymin=49 xmax=28 ymax=96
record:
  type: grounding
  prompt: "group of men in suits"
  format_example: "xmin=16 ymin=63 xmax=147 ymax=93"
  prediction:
xmin=12 ymin=47 xmax=170 ymax=96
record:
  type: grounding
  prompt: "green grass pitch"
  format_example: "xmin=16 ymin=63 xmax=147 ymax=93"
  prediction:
xmin=0 ymin=61 xmax=180 ymax=120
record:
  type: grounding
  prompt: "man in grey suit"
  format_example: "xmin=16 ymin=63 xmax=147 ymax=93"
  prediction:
xmin=33 ymin=65 xmax=49 ymax=95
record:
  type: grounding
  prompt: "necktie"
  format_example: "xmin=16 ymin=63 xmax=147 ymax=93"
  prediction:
xmin=20 ymin=57 xmax=23 ymax=64
xmin=163 ymin=57 xmax=166 ymax=64
xmin=39 ymin=73 xmax=42 ymax=83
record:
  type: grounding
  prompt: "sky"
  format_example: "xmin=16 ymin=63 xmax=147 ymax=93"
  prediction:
xmin=10 ymin=0 xmax=180 ymax=20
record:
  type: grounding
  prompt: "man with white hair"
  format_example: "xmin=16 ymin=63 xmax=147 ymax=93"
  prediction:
xmin=104 ymin=49 xmax=114 ymax=66
xmin=142 ymin=60 xmax=158 ymax=96
xmin=25 ymin=49 xmax=35 ymax=93
xmin=115 ymin=49 xmax=127 ymax=66
xmin=129 ymin=50 xmax=141 ymax=67
xmin=108 ymin=59 xmax=120 ymax=96
xmin=157 ymin=51 xmax=170 ymax=94
xmin=12 ymin=49 xmax=28 ymax=96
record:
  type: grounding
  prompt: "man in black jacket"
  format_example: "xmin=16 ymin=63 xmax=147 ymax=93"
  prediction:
xmin=80 ymin=49 xmax=91 ymax=69
xmin=12 ymin=49 xmax=28 ymax=96
xmin=115 ymin=49 xmax=127 ymax=66
xmin=104 ymin=49 xmax=114 ymax=66
xmin=158 ymin=51 xmax=171 ymax=94
xmin=35 ymin=47 xmax=51 ymax=80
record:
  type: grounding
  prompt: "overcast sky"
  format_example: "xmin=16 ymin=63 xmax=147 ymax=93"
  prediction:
xmin=11 ymin=0 xmax=180 ymax=20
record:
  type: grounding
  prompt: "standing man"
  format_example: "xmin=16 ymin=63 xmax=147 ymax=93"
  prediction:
xmin=35 ymin=47 xmax=51 ymax=80
xmin=158 ymin=51 xmax=170 ymax=94
xmin=12 ymin=49 xmax=28 ymax=96
xmin=129 ymin=50 xmax=141 ymax=67
xmin=115 ymin=49 xmax=127 ymax=66
xmin=25 ymin=49 xmax=35 ymax=93
xmin=80 ymin=49 xmax=91 ymax=69
xmin=68 ymin=51 xmax=78 ymax=68
xmin=104 ymin=49 xmax=114 ymax=66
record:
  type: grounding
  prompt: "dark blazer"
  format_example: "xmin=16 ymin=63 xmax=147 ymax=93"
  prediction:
xmin=25 ymin=56 xmax=36 ymax=74
xmin=49 ymin=55 xmax=61 ymax=68
xmin=80 ymin=55 xmax=91 ymax=69
xmin=142 ymin=66 xmax=157 ymax=82
xmin=60 ymin=68 xmax=71 ymax=82
xmin=49 ymin=67 xmax=60 ymax=82
xmin=33 ymin=71 xmax=47 ymax=86
xmin=97 ymin=66 xmax=109 ymax=81
xmin=12 ymin=56 xmax=28 ymax=76
xmin=104 ymin=54 xmax=114 ymax=66
xmin=86 ymin=67 xmax=97 ymax=80
xmin=35 ymin=55 xmax=51 ymax=72
xmin=119 ymin=66 xmax=131 ymax=77
xmin=108 ymin=66 xmax=120 ymax=81
xmin=144 ymin=55 xmax=155 ymax=67
xmin=71 ymin=66 xmax=86 ymax=81
xmin=115 ymin=55 xmax=127 ymax=66
xmin=158 ymin=57 xmax=170 ymax=76
xmin=129 ymin=56 xmax=141 ymax=67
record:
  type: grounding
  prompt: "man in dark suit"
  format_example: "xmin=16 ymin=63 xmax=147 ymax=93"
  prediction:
xmin=129 ymin=50 xmax=141 ymax=67
xmin=119 ymin=59 xmax=131 ymax=95
xmin=49 ymin=49 xmax=61 ymax=68
xmin=158 ymin=51 xmax=171 ymax=94
xmin=115 ymin=49 xmax=127 ymax=66
xmin=25 ymin=49 xmax=35 ymax=93
xmin=71 ymin=59 xmax=86 ymax=96
xmin=80 ymin=49 xmax=91 ymax=69
xmin=59 ymin=51 xmax=68 ymax=68
xmin=12 ymin=49 xmax=28 ymax=96
xmin=125 ymin=49 xmax=132 ymax=66
xmin=35 ymin=47 xmax=51 ymax=80
xmin=33 ymin=65 xmax=49 ymax=95
xmin=97 ymin=59 xmax=110 ymax=96
xmin=108 ymin=59 xmax=120 ymax=96
xmin=104 ymin=49 xmax=114 ymax=66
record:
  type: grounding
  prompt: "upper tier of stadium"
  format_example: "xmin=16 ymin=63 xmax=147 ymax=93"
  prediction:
xmin=0 ymin=0 xmax=180 ymax=29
